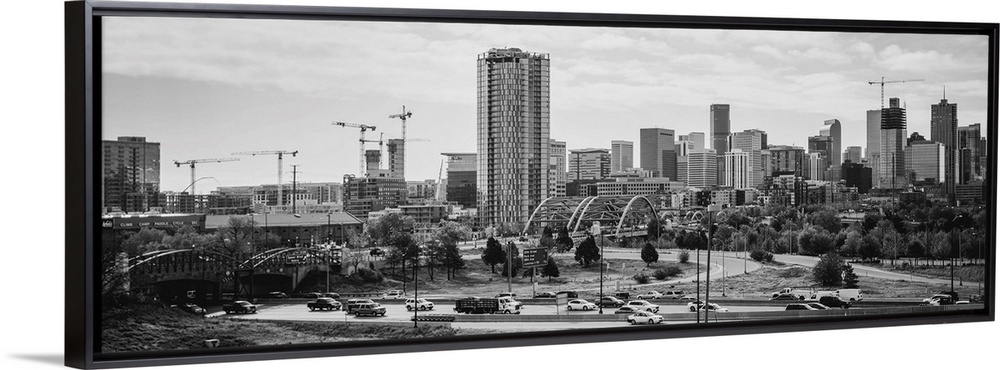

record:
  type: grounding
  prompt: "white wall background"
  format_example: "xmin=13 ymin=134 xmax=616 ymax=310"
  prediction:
xmin=2 ymin=1 xmax=995 ymax=369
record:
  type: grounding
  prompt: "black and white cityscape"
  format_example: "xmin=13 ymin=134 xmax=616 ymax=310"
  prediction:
xmin=98 ymin=16 xmax=991 ymax=353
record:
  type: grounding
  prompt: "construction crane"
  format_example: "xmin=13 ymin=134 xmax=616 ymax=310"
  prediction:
xmin=868 ymin=77 xmax=924 ymax=109
xmin=388 ymin=105 xmax=413 ymax=178
xmin=173 ymin=158 xmax=239 ymax=195
xmin=333 ymin=121 xmax=377 ymax=175
xmin=231 ymin=150 xmax=298 ymax=207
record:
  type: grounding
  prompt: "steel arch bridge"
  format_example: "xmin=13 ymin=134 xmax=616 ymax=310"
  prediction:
xmin=126 ymin=247 xmax=341 ymax=274
xmin=522 ymin=195 xmax=658 ymax=237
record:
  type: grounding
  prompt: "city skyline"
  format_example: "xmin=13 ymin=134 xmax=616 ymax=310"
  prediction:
xmin=101 ymin=17 xmax=990 ymax=193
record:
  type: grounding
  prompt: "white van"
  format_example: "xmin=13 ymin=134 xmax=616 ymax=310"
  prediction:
xmin=836 ymin=289 xmax=863 ymax=302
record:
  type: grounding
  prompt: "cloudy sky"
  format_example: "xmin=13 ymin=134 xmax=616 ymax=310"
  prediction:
xmin=100 ymin=15 xmax=990 ymax=193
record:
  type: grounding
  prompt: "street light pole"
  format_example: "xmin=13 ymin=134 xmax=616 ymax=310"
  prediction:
xmin=705 ymin=204 xmax=721 ymax=323
xmin=592 ymin=222 xmax=604 ymax=314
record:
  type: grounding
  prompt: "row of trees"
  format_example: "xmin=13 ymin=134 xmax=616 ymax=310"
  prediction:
xmin=351 ymin=213 xmax=472 ymax=282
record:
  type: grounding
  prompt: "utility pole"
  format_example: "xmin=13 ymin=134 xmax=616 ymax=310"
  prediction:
xmin=290 ymin=165 xmax=300 ymax=215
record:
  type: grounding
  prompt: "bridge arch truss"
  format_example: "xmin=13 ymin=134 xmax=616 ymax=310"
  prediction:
xmin=523 ymin=195 xmax=658 ymax=237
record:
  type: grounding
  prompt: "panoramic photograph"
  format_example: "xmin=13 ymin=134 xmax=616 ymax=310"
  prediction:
xmin=98 ymin=14 xmax=990 ymax=354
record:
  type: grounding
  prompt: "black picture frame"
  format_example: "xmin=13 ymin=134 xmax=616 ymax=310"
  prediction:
xmin=65 ymin=1 xmax=997 ymax=369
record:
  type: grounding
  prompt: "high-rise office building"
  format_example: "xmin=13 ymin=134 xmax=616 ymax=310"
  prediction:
xmin=842 ymin=162 xmax=873 ymax=194
xmin=687 ymin=149 xmax=718 ymax=188
xmin=844 ymin=146 xmax=863 ymax=165
xmin=476 ymin=47 xmax=550 ymax=225
xmin=442 ymin=153 xmax=477 ymax=208
xmin=102 ymin=136 xmax=161 ymax=213
xmin=386 ymin=138 xmax=405 ymax=179
xmin=611 ymin=140 xmax=634 ymax=173
xmin=549 ymin=139 xmax=567 ymax=197
xmin=729 ymin=129 xmax=766 ymax=187
xmin=866 ymin=109 xmax=881 ymax=160
xmin=679 ymin=132 xmax=706 ymax=151
xmin=904 ymin=141 xmax=945 ymax=184
xmin=807 ymin=135 xmax=833 ymax=181
xmin=365 ymin=149 xmax=382 ymax=174
xmin=820 ymin=119 xmax=842 ymax=180
xmin=724 ymin=149 xmax=751 ymax=189
xmin=880 ymin=97 xmax=907 ymax=189
xmin=930 ymin=96 xmax=957 ymax=197
xmin=768 ymin=145 xmax=806 ymax=178
xmin=640 ymin=128 xmax=676 ymax=179
xmin=958 ymin=123 xmax=982 ymax=177
xmin=569 ymin=148 xmax=611 ymax=180
xmin=710 ymin=104 xmax=731 ymax=185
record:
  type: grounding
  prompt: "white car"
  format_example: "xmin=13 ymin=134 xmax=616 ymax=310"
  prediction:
xmin=383 ymin=290 xmax=404 ymax=299
xmin=625 ymin=300 xmax=660 ymax=313
xmin=686 ymin=301 xmax=729 ymax=312
xmin=628 ymin=311 xmax=664 ymax=325
xmin=566 ymin=299 xmax=598 ymax=311
xmin=636 ymin=291 xmax=663 ymax=299
xmin=405 ymin=298 xmax=434 ymax=311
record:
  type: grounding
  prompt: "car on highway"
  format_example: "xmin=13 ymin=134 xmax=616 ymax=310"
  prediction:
xmin=267 ymin=291 xmax=289 ymax=299
xmin=566 ymin=299 xmax=598 ymax=311
xmin=383 ymin=290 xmax=404 ymax=299
xmin=770 ymin=293 xmax=801 ymax=301
xmin=346 ymin=298 xmax=376 ymax=314
xmin=785 ymin=303 xmax=819 ymax=310
xmin=534 ymin=291 xmax=557 ymax=298
xmin=596 ymin=296 xmax=625 ymax=307
xmin=307 ymin=297 xmax=342 ymax=311
xmin=628 ymin=311 xmax=664 ymax=325
xmin=686 ymin=301 xmax=729 ymax=312
xmin=815 ymin=295 xmax=851 ymax=309
xmin=923 ymin=294 xmax=957 ymax=306
xmin=405 ymin=298 xmax=434 ymax=311
xmin=805 ymin=302 xmax=831 ymax=310
xmin=222 ymin=300 xmax=258 ymax=314
xmin=302 ymin=292 xmax=323 ymax=299
xmin=613 ymin=306 xmax=642 ymax=314
xmin=662 ymin=290 xmax=686 ymax=299
xmin=636 ymin=291 xmax=663 ymax=299
xmin=625 ymin=300 xmax=660 ymax=313
xmin=177 ymin=303 xmax=206 ymax=315
xmin=556 ymin=291 xmax=579 ymax=298
xmin=353 ymin=302 xmax=387 ymax=317
xmin=321 ymin=292 xmax=340 ymax=299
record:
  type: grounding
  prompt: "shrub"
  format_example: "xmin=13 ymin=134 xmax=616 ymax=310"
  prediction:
xmin=678 ymin=250 xmax=690 ymax=264
xmin=350 ymin=267 xmax=384 ymax=284
xmin=652 ymin=266 xmax=682 ymax=280
xmin=633 ymin=273 xmax=650 ymax=284
xmin=750 ymin=249 xmax=774 ymax=262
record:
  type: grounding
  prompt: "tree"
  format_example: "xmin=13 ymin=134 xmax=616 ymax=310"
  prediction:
xmin=556 ymin=226 xmax=574 ymax=252
xmin=929 ymin=231 xmax=952 ymax=261
xmin=842 ymin=263 xmax=859 ymax=288
xmin=121 ymin=227 xmax=168 ymax=256
xmin=640 ymin=242 xmax=659 ymax=266
xmin=812 ymin=251 xmax=844 ymax=286
xmin=213 ymin=216 xmax=256 ymax=256
xmin=858 ymin=234 xmax=882 ymax=260
xmin=682 ymin=231 xmax=705 ymax=250
xmin=481 ymin=237 xmax=506 ymax=273
xmin=539 ymin=225 xmax=556 ymax=252
xmin=500 ymin=241 xmax=522 ymax=277
xmin=807 ymin=207 xmax=842 ymax=234
xmin=798 ymin=227 xmax=835 ymax=256
xmin=575 ymin=235 xmax=601 ymax=267
xmin=541 ymin=257 xmax=560 ymax=282
xmin=840 ymin=231 xmax=862 ymax=257
xmin=440 ymin=243 xmax=465 ymax=280
xmin=646 ymin=217 xmax=661 ymax=241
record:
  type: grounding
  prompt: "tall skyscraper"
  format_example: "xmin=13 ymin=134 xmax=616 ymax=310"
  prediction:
xmin=477 ymin=47 xmax=550 ymax=225
xmin=724 ymin=149 xmax=750 ymax=189
xmin=904 ymin=141 xmax=945 ymax=184
xmin=549 ymin=139 xmax=567 ymax=197
xmin=866 ymin=109 xmax=881 ymax=160
xmin=687 ymin=149 xmax=718 ymax=188
xmin=930 ymin=95 xmax=958 ymax=196
xmin=880 ymin=97 xmax=907 ymax=189
xmin=820 ymin=119 xmax=842 ymax=180
xmin=710 ymin=104 xmax=731 ymax=185
xmin=807 ymin=135 xmax=833 ymax=181
xmin=442 ymin=153 xmax=477 ymax=208
xmin=102 ymin=136 xmax=161 ymax=213
xmin=640 ymin=128 xmax=676 ymax=179
xmin=611 ymin=140 xmax=634 ymax=173
xmin=729 ymin=129 xmax=766 ymax=188
xmin=569 ymin=148 xmax=611 ymax=180
xmin=844 ymin=146 xmax=863 ymax=164
xmin=386 ymin=138 xmax=405 ymax=179
xmin=958 ymin=123 xmax=982 ymax=177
